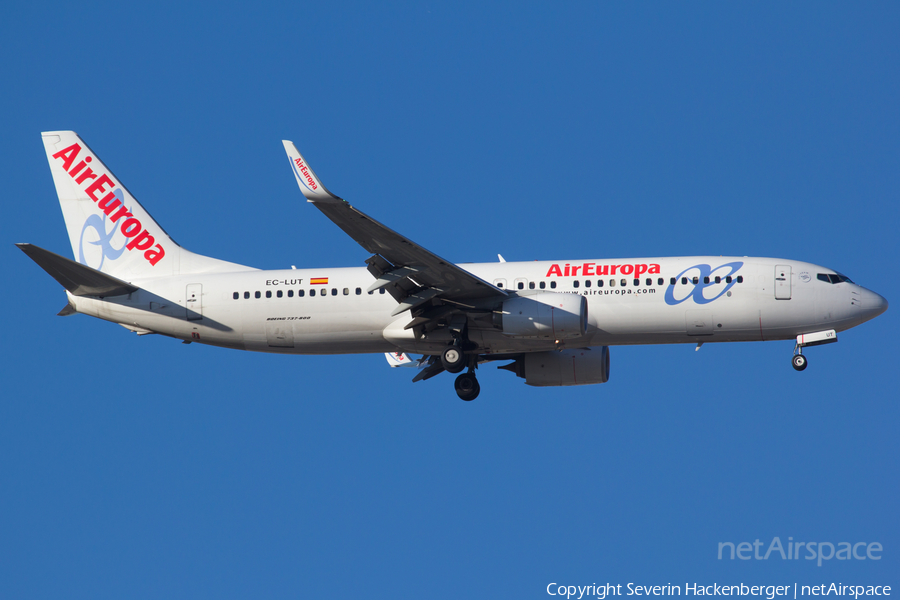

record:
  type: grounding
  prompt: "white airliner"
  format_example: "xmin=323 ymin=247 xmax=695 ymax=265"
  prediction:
xmin=20 ymin=131 xmax=888 ymax=400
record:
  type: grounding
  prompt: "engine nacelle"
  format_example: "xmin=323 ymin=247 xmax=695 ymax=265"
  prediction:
xmin=502 ymin=347 xmax=610 ymax=387
xmin=496 ymin=293 xmax=587 ymax=340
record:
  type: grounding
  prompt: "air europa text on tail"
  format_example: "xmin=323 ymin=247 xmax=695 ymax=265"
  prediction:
xmin=52 ymin=143 xmax=165 ymax=266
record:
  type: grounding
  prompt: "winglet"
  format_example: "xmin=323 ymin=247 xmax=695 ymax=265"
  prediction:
xmin=282 ymin=141 xmax=342 ymax=203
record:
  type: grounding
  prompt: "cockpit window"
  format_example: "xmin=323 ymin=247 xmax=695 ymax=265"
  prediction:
xmin=817 ymin=273 xmax=854 ymax=284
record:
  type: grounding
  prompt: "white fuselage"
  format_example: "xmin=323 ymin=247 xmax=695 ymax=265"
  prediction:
xmin=65 ymin=256 xmax=885 ymax=356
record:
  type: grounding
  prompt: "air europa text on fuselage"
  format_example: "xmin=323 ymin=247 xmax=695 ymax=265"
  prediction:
xmin=51 ymin=143 xmax=165 ymax=266
xmin=545 ymin=262 xmax=661 ymax=278
xmin=293 ymin=157 xmax=318 ymax=191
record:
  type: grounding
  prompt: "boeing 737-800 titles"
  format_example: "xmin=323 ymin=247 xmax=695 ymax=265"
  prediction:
xmin=19 ymin=131 xmax=888 ymax=400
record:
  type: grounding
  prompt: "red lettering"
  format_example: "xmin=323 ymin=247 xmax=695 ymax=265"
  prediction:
xmin=97 ymin=192 xmax=121 ymax=215
xmin=596 ymin=265 xmax=609 ymax=276
xmin=621 ymin=264 xmax=634 ymax=275
xmin=610 ymin=265 xmax=619 ymax=275
xmin=144 ymin=244 xmax=165 ymax=266
xmin=583 ymin=263 xmax=595 ymax=276
xmin=126 ymin=230 xmax=155 ymax=251
xmin=564 ymin=264 xmax=570 ymax=277
xmin=120 ymin=218 xmax=142 ymax=237
xmin=110 ymin=206 xmax=133 ymax=222
xmin=571 ymin=265 xmax=581 ymax=276
xmin=85 ymin=175 xmax=115 ymax=201
xmin=635 ymin=264 xmax=648 ymax=277
xmin=649 ymin=264 xmax=661 ymax=274
xmin=546 ymin=264 xmax=562 ymax=277
xmin=68 ymin=156 xmax=92 ymax=177
xmin=74 ymin=167 xmax=98 ymax=185
xmin=52 ymin=143 xmax=81 ymax=171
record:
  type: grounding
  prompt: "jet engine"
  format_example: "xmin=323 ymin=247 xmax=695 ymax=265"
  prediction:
xmin=501 ymin=347 xmax=610 ymax=387
xmin=494 ymin=293 xmax=587 ymax=340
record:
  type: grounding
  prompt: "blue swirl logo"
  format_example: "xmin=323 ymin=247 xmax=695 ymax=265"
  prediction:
xmin=664 ymin=262 xmax=743 ymax=305
xmin=78 ymin=190 xmax=129 ymax=270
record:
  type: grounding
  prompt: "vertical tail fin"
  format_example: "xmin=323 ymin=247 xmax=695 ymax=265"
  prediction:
xmin=41 ymin=131 xmax=251 ymax=278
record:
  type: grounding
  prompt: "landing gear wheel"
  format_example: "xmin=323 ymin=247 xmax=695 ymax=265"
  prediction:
xmin=792 ymin=354 xmax=808 ymax=371
xmin=455 ymin=372 xmax=480 ymax=401
xmin=441 ymin=346 xmax=466 ymax=374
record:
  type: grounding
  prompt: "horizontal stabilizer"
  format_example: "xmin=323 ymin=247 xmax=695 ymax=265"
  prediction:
xmin=385 ymin=352 xmax=416 ymax=367
xmin=17 ymin=243 xmax=139 ymax=297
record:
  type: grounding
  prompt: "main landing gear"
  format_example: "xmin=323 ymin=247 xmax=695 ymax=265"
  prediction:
xmin=441 ymin=345 xmax=466 ymax=374
xmin=455 ymin=371 xmax=480 ymax=401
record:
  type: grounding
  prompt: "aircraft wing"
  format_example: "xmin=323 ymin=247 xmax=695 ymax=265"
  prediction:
xmin=282 ymin=141 xmax=507 ymax=318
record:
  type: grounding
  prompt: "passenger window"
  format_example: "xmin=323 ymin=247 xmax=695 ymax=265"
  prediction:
xmin=255 ymin=291 xmax=261 ymax=299
xmin=681 ymin=277 xmax=687 ymax=285
xmin=244 ymin=291 xmax=250 ymax=299
xmin=692 ymin=277 xmax=699 ymax=284
xmin=597 ymin=280 xmax=604 ymax=288
xmin=621 ymin=279 xmax=627 ymax=287
xmin=726 ymin=276 xmax=732 ymax=283
xmin=633 ymin=279 xmax=640 ymax=286
xmin=288 ymin=290 xmax=294 ymax=298
xmin=737 ymin=276 xmax=743 ymax=283
xmin=368 ymin=290 xmax=374 ymax=295
xmin=379 ymin=288 xmax=385 ymax=294
xmin=646 ymin=278 xmax=652 ymax=286
xmin=331 ymin=288 xmax=338 ymax=296
xmin=266 ymin=291 xmax=272 ymax=298
xmin=550 ymin=281 xmax=557 ymax=289
xmin=298 ymin=289 xmax=305 ymax=297
xmin=529 ymin=282 xmax=535 ymax=289
xmin=703 ymin=277 xmax=709 ymax=284
xmin=233 ymin=292 xmax=239 ymax=300
xmin=517 ymin=281 xmax=524 ymax=290
xmin=356 ymin=287 xmax=362 ymax=295
xmin=610 ymin=279 xmax=616 ymax=287
xmin=277 ymin=290 xmax=283 ymax=298
xmin=343 ymin=288 xmax=350 ymax=295
xmin=715 ymin=276 xmax=721 ymax=284
xmin=540 ymin=281 xmax=546 ymax=289
xmin=658 ymin=278 xmax=664 ymax=285
xmin=671 ymin=277 xmax=677 ymax=285
xmin=573 ymin=280 xmax=580 ymax=288
xmin=497 ymin=282 xmax=504 ymax=288
xmin=585 ymin=280 xmax=591 ymax=288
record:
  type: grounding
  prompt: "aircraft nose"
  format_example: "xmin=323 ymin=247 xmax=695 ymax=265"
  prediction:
xmin=861 ymin=288 xmax=888 ymax=318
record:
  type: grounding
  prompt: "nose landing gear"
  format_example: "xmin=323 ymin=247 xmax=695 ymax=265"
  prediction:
xmin=791 ymin=329 xmax=838 ymax=371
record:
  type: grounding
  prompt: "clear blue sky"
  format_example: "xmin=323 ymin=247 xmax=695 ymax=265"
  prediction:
xmin=2 ymin=2 xmax=897 ymax=598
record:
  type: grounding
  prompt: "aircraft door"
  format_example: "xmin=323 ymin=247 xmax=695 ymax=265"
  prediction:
xmin=186 ymin=284 xmax=203 ymax=320
xmin=775 ymin=265 xmax=792 ymax=300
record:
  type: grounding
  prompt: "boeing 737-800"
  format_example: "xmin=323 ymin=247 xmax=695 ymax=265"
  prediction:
xmin=19 ymin=131 xmax=888 ymax=400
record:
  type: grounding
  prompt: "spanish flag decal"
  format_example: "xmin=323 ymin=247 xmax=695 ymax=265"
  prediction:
xmin=310 ymin=277 xmax=329 ymax=285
